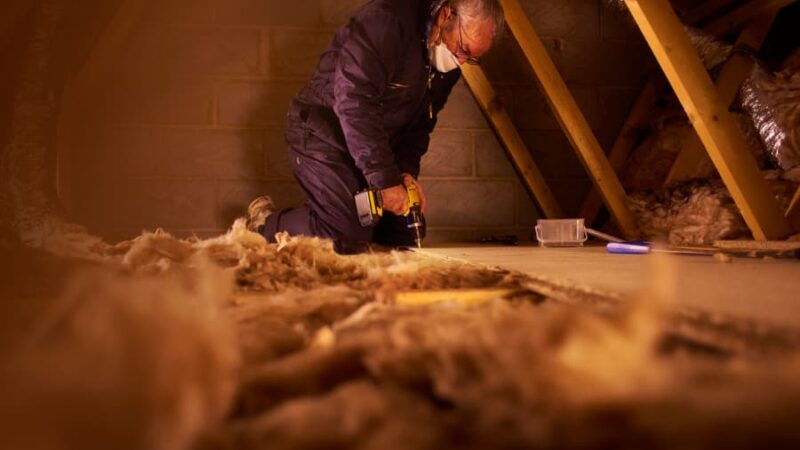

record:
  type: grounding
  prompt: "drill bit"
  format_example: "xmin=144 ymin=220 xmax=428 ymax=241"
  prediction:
xmin=407 ymin=209 xmax=423 ymax=249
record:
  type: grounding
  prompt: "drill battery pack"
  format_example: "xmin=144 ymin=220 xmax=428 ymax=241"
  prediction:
xmin=354 ymin=189 xmax=383 ymax=227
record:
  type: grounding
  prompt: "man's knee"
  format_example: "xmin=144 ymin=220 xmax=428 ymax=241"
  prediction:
xmin=314 ymin=210 xmax=374 ymax=252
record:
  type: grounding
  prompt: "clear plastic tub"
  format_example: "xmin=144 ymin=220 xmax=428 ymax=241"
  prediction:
xmin=534 ymin=218 xmax=588 ymax=247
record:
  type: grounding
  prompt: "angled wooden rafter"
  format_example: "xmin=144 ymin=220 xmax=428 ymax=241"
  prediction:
xmin=664 ymin=11 xmax=780 ymax=186
xmin=623 ymin=0 xmax=792 ymax=240
xmin=495 ymin=0 xmax=639 ymax=238
xmin=461 ymin=65 xmax=564 ymax=219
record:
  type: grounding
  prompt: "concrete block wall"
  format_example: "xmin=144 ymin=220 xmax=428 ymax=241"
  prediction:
xmin=64 ymin=0 xmax=652 ymax=243
xmin=479 ymin=1 xmax=652 ymax=227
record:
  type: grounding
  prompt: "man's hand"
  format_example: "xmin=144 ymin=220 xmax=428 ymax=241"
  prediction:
xmin=402 ymin=173 xmax=427 ymax=214
xmin=380 ymin=184 xmax=408 ymax=215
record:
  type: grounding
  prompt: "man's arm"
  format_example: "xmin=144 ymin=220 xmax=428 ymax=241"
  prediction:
xmin=394 ymin=71 xmax=461 ymax=178
xmin=394 ymin=113 xmax=434 ymax=179
xmin=332 ymin=7 xmax=407 ymax=191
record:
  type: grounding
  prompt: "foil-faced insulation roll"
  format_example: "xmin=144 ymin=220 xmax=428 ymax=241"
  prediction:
xmin=740 ymin=63 xmax=800 ymax=172
xmin=684 ymin=26 xmax=733 ymax=70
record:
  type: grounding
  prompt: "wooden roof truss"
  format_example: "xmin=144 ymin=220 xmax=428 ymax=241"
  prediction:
xmin=464 ymin=0 xmax=798 ymax=240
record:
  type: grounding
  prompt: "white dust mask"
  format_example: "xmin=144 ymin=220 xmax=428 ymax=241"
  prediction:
xmin=429 ymin=41 xmax=460 ymax=73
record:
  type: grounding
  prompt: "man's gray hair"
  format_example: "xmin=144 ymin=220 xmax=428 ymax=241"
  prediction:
xmin=448 ymin=0 xmax=505 ymax=39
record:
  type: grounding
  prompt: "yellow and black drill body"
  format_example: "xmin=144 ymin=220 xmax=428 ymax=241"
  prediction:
xmin=354 ymin=184 xmax=424 ymax=248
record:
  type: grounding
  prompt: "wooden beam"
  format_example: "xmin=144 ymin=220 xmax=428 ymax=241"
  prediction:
xmin=705 ymin=0 xmax=795 ymax=36
xmin=787 ymin=187 xmax=800 ymax=232
xmin=661 ymin=130 xmax=712 ymax=186
xmin=498 ymin=0 xmax=639 ymax=238
xmin=579 ymin=75 xmax=666 ymax=224
xmin=664 ymin=12 xmax=778 ymax=186
xmin=623 ymin=0 xmax=792 ymax=240
xmin=461 ymin=65 xmax=564 ymax=218
xmin=714 ymin=239 xmax=800 ymax=251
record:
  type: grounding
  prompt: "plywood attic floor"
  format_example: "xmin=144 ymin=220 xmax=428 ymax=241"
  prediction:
xmin=420 ymin=243 xmax=800 ymax=329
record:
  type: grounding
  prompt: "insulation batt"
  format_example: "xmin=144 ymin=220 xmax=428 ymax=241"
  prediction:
xmin=628 ymin=177 xmax=797 ymax=245
xmin=627 ymin=179 xmax=751 ymax=245
xmin=4 ymin=220 xmax=800 ymax=450
xmin=623 ymin=111 xmax=767 ymax=190
xmin=622 ymin=119 xmax=692 ymax=190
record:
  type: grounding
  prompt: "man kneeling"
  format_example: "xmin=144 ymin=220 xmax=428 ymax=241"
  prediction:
xmin=247 ymin=0 xmax=503 ymax=254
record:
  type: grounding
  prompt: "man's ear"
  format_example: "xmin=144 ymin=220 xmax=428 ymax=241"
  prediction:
xmin=436 ymin=4 xmax=453 ymax=27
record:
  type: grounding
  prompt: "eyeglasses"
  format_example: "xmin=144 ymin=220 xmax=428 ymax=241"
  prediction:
xmin=452 ymin=11 xmax=481 ymax=65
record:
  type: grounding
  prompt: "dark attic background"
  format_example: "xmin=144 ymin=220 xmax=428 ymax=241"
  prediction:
xmin=0 ymin=0 xmax=797 ymax=244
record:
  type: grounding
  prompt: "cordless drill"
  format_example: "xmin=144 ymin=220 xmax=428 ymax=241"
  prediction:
xmin=355 ymin=184 xmax=424 ymax=248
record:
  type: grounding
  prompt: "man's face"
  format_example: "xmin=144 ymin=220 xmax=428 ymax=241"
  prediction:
xmin=436 ymin=6 xmax=496 ymax=65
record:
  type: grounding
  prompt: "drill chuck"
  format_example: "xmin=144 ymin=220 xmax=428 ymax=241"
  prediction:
xmin=407 ymin=209 xmax=423 ymax=248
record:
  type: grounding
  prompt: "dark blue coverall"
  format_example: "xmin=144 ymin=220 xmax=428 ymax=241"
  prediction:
xmin=260 ymin=0 xmax=460 ymax=254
